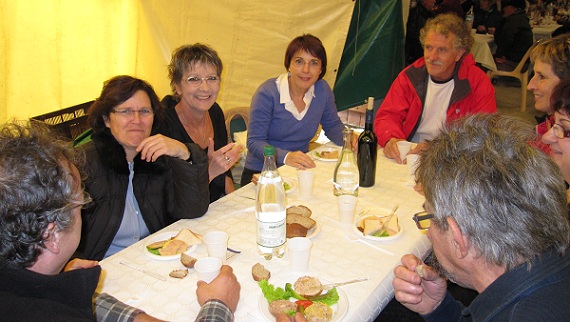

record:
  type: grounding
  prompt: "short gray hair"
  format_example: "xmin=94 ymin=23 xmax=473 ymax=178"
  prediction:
xmin=417 ymin=114 xmax=570 ymax=270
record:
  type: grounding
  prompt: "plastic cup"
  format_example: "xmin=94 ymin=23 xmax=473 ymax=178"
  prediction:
xmin=297 ymin=170 xmax=315 ymax=199
xmin=406 ymin=154 xmax=420 ymax=177
xmin=195 ymin=257 xmax=222 ymax=283
xmin=288 ymin=237 xmax=312 ymax=274
xmin=397 ymin=141 xmax=412 ymax=162
xmin=203 ymin=231 xmax=229 ymax=263
xmin=338 ymin=195 xmax=358 ymax=225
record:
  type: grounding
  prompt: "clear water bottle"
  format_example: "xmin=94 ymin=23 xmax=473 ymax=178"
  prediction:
xmin=466 ymin=6 xmax=474 ymax=30
xmin=357 ymin=97 xmax=378 ymax=187
xmin=256 ymin=145 xmax=286 ymax=260
xmin=333 ymin=128 xmax=359 ymax=196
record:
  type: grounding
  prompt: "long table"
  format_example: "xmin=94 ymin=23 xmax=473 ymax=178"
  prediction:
xmin=97 ymin=144 xmax=431 ymax=321
xmin=471 ymin=31 xmax=497 ymax=71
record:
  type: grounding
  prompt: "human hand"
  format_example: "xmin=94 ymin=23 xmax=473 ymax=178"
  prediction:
xmin=275 ymin=312 xmax=308 ymax=322
xmin=285 ymin=151 xmax=316 ymax=170
xmin=487 ymin=27 xmax=496 ymax=35
xmin=477 ymin=25 xmax=486 ymax=33
xmin=392 ymin=254 xmax=447 ymax=315
xmin=495 ymin=57 xmax=506 ymax=64
xmin=196 ymin=265 xmax=240 ymax=312
xmin=207 ymin=139 xmax=243 ymax=182
xmin=408 ymin=142 xmax=428 ymax=156
xmin=384 ymin=138 xmax=405 ymax=164
xmin=64 ymin=258 xmax=99 ymax=272
xmin=136 ymin=134 xmax=191 ymax=162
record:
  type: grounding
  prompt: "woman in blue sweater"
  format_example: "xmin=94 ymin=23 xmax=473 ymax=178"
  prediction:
xmin=241 ymin=34 xmax=344 ymax=186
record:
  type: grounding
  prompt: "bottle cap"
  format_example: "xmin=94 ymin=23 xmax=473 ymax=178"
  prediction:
xmin=263 ymin=145 xmax=275 ymax=156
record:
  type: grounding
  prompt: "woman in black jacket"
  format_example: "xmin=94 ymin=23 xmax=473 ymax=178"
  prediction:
xmin=77 ymin=75 xmax=210 ymax=260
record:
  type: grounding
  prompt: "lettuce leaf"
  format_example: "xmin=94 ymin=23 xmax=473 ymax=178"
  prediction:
xmin=258 ymin=279 xmax=292 ymax=303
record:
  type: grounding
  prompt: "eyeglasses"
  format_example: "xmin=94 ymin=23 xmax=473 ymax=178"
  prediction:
xmin=412 ymin=211 xmax=434 ymax=230
xmin=551 ymin=123 xmax=570 ymax=139
xmin=111 ymin=108 xmax=154 ymax=118
xmin=185 ymin=76 xmax=221 ymax=86
xmin=292 ymin=58 xmax=321 ymax=69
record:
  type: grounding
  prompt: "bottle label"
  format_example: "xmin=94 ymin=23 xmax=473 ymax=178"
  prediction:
xmin=258 ymin=176 xmax=282 ymax=184
xmin=257 ymin=215 xmax=286 ymax=247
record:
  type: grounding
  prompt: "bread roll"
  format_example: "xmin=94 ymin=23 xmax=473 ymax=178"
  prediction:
xmin=294 ymin=276 xmax=322 ymax=297
xmin=252 ymin=263 xmax=271 ymax=281
xmin=286 ymin=223 xmax=309 ymax=238
xmin=180 ymin=253 xmax=198 ymax=268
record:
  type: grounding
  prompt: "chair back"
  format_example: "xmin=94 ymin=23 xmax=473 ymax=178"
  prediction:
xmin=224 ymin=107 xmax=249 ymax=143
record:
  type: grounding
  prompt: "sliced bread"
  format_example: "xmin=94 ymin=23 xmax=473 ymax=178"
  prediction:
xmin=252 ymin=263 xmax=271 ymax=281
xmin=286 ymin=213 xmax=316 ymax=230
xmin=174 ymin=228 xmax=202 ymax=246
xmin=286 ymin=205 xmax=312 ymax=218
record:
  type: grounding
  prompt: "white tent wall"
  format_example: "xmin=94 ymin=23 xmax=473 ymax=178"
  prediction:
xmin=0 ymin=0 xmax=355 ymax=123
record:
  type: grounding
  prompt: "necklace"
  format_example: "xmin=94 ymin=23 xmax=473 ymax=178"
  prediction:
xmin=178 ymin=109 xmax=208 ymax=144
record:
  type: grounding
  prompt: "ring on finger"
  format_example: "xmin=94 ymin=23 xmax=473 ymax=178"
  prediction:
xmin=225 ymin=156 xmax=231 ymax=162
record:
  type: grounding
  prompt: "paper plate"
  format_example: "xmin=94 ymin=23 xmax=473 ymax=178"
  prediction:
xmin=144 ymin=231 xmax=199 ymax=261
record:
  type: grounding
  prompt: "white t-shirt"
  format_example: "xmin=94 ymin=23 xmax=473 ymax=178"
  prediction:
xmin=411 ymin=77 xmax=454 ymax=143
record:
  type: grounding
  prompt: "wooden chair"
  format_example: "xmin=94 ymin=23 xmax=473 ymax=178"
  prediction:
xmin=488 ymin=40 xmax=540 ymax=112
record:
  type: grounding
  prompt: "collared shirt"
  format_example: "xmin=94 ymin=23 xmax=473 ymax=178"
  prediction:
xmin=95 ymin=294 xmax=233 ymax=322
xmin=276 ymin=72 xmax=315 ymax=121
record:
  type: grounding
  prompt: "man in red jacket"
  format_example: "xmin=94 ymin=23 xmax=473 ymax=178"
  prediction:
xmin=374 ymin=13 xmax=496 ymax=163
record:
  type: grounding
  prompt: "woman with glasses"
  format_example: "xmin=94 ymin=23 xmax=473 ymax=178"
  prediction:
xmin=160 ymin=44 xmax=242 ymax=202
xmin=77 ymin=75 xmax=210 ymax=260
xmin=527 ymin=33 xmax=570 ymax=154
xmin=240 ymin=34 xmax=345 ymax=186
xmin=543 ymin=79 xmax=570 ymax=192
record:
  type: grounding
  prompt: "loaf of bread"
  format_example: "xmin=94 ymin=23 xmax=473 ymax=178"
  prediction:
xmin=252 ymin=263 xmax=271 ymax=281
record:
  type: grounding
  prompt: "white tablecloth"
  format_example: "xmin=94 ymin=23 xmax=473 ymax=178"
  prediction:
xmin=532 ymin=23 xmax=560 ymax=41
xmin=97 ymin=146 xmax=431 ymax=322
xmin=471 ymin=32 xmax=497 ymax=71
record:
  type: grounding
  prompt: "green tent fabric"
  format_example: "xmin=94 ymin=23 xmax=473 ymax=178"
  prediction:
xmin=333 ymin=0 xmax=405 ymax=111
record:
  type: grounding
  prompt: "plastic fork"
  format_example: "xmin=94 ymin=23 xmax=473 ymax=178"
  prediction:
xmin=126 ymin=284 xmax=151 ymax=304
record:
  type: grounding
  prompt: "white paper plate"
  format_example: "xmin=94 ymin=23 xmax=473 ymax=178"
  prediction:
xmin=258 ymin=285 xmax=348 ymax=321
xmin=313 ymin=147 xmax=341 ymax=162
xmin=144 ymin=231 xmax=199 ymax=261
xmin=353 ymin=208 xmax=404 ymax=241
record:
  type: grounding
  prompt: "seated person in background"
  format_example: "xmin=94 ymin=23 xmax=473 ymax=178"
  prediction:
xmin=473 ymin=0 xmax=502 ymax=34
xmin=493 ymin=0 xmax=533 ymax=71
xmin=241 ymin=34 xmax=345 ymax=186
xmin=374 ymin=13 xmax=496 ymax=163
xmin=405 ymin=0 xmax=436 ymax=65
xmin=434 ymin=0 xmax=465 ymax=18
xmin=78 ymin=75 xmax=210 ymax=260
xmin=527 ymin=33 xmax=570 ymax=154
xmin=393 ymin=113 xmax=570 ymax=321
xmin=542 ymin=79 xmax=570 ymax=199
xmin=160 ymin=44 xmax=242 ymax=202
xmin=0 ymin=121 xmax=240 ymax=321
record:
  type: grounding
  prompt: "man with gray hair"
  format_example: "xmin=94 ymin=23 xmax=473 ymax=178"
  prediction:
xmin=374 ymin=13 xmax=496 ymax=164
xmin=393 ymin=114 xmax=570 ymax=321
xmin=0 ymin=121 xmax=240 ymax=321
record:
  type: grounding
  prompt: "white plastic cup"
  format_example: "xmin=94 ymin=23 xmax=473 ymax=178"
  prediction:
xmin=397 ymin=141 xmax=412 ymax=162
xmin=203 ymin=231 xmax=229 ymax=263
xmin=406 ymin=154 xmax=420 ymax=177
xmin=337 ymin=195 xmax=358 ymax=225
xmin=297 ymin=170 xmax=315 ymax=199
xmin=195 ymin=257 xmax=222 ymax=283
xmin=288 ymin=237 xmax=312 ymax=274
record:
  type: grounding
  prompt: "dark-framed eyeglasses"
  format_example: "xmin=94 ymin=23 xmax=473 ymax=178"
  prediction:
xmin=551 ymin=123 xmax=570 ymax=139
xmin=111 ymin=108 xmax=154 ymax=118
xmin=412 ymin=211 xmax=434 ymax=230
xmin=185 ymin=76 xmax=221 ymax=86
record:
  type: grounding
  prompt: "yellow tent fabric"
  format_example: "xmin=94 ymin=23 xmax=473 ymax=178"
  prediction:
xmin=0 ymin=0 xmax=354 ymax=123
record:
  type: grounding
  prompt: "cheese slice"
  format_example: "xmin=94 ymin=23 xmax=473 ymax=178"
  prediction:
xmin=363 ymin=219 xmax=382 ymax=235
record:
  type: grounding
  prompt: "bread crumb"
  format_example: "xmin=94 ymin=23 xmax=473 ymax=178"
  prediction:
xmin=415 ymin=264 xmax=425 ymax=278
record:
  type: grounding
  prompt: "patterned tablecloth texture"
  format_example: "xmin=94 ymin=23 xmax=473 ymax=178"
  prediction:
xmin=98 ymin=145 xmax=431 ymax=322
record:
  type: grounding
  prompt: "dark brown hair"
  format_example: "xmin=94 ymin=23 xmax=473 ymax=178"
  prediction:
xmin=284 ymin=34 xmax=327 ymax=80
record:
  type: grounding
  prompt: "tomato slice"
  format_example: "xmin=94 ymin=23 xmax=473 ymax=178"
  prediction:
xmin=295 ymin=300 xmax=313 ymax=309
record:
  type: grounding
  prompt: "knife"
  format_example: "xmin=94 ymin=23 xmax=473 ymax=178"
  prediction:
xmin=308 ymin=277 xmax=371 ymax=293
xmin=119 ymin=260 xmax=166 ymax=281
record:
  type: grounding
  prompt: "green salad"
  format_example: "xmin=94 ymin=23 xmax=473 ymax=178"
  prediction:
xmin=283 ymin=181 xmax=291 ymax=191
xmin=258 ymin=279 xmax=339 ymax=306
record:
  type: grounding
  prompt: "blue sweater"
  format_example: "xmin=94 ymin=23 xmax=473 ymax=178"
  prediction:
xmin=423 ymin=249 xmax=570 ymax=321
xmin=245 ymin=77 xmax=344 ymax=171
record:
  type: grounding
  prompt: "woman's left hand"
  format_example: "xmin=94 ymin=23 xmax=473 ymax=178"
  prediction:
xmin=208 ymin=138 xmax=243 ymax=182
xmin=136 ymin=134 xmax=191 ymax=162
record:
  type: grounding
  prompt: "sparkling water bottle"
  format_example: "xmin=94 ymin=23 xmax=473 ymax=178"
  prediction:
xmin=333 ymin=128 xmax=359 ymax=196
xmin=256 ymin=145 xmax=286 ymax=260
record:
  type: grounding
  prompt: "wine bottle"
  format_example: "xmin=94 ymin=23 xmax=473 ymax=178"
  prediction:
xmin=255 ymin=145 xmax=286 ymax=260
xmin=357 ymin=97 xmax=378 ymax=187
xmin=333 ymin=128 xmax=359 ymax=196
